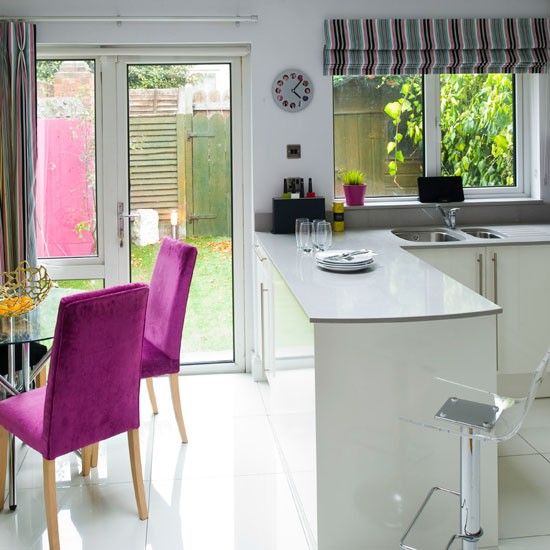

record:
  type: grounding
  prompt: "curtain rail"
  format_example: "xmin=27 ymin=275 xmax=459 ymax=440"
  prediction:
xmin=0 ymin=15 xmax=259 ymax=24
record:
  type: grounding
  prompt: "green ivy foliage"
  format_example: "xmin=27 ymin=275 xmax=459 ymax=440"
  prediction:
xmin=382 ymin=74 xmax=514 ymax=188
xmin=439 ymin=74 xmax=513 ymax=187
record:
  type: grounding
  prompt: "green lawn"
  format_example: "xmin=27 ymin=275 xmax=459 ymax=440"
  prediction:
xmin=57 ymin=236 xmax=234 ymax=356
xmin=131 ymin=236 xmax=233 ymax=355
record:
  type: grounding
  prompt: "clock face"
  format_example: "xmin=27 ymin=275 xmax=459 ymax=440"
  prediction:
xmin=272 ymin=69 xmax=313 ymax=112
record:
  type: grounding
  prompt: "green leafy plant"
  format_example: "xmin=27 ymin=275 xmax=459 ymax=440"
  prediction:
xmin=340 ymin=169 xmax=365 ymax=185
xmin=382 ymin=77 xmax=423 ymax=187
xmin=382 ymin=74 xmax=513 ymax=188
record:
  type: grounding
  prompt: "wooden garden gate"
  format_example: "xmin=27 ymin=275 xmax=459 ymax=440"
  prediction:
xmin=129 ymin=88 xmax=231 ymax=238
xmin=181 ymin=106 xmax=231 ymax=237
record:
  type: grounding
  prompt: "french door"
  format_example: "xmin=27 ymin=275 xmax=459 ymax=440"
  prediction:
xmin=36 ymin=49 xmax=246 ymax=373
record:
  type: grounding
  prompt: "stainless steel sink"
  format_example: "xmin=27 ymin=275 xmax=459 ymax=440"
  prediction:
xmin=391 ymin=229 xmax=463 ymax=242
xmin=460 ymin=228 xmax=507 ymax=239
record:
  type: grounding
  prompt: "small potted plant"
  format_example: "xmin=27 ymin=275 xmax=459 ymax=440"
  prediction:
xmin=340 ymin=170 xmax=366 ymax=206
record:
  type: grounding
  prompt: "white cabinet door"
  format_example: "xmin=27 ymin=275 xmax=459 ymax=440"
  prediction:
xmin=487 ymin=245 xmax=550 ymax=374
xmin=409 ymin=246 xmax=485 ymax=293
xmin=271 ymin=264 xmax=314 ymax=371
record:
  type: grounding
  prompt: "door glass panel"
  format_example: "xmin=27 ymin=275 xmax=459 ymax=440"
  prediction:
xmin=127 ymin=63 xmax=234 ymax=364
xmin=36 ymin=60 xmax=97 ymax=258
xmin=55 ymin=279 xmax=104 ymax=291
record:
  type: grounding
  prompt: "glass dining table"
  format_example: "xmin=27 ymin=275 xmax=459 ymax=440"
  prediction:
xmin=0 ymin=287 xmax=75 ymax=510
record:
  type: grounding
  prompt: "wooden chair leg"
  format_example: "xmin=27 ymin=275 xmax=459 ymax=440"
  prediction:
xmin=169 ymin=373 xmax=188 ymax=444
xmin=43 ymin=459 xmax=60 ymax=550
xmin=36 ymin=367 xmax=47 ymax=388
xmin=145 ymin=378 xmax=159 ymax=415
xmin=0 ymin=427 xmax=8 ymax=512
xmin=81 ymin=446 xmax=92 ymax=476
xmin=127 ymin=429 xmax=148 ymax=520
xmin=90 ymin=442 xmax=99 ymax=469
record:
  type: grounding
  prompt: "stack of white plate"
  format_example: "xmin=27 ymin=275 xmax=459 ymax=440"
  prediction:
xmin=315 ymin=249 xmax=376 ymax=273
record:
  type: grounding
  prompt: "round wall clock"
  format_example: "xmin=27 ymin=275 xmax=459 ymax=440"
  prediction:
xmin=272 ymin=69 xmax=313 ymax=112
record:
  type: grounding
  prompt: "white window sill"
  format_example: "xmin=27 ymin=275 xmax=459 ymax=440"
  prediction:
xmin=343 ymin=197 xmax=543 ymax=210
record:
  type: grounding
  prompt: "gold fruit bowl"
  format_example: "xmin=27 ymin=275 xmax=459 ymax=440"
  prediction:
xmin=0 ymin=262 xmax=54 ymax=318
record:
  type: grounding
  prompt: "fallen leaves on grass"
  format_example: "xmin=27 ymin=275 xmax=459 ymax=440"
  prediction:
xmin=206 ymin=239 xmax=232 ymax=254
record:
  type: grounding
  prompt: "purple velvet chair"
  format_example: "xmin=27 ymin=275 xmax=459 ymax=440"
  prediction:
xmin=142 ymin=238 xmax=197 ymax=443
xmin=0 ymin=284 xmax=149 ymax=550
xmin=88 ymin=238 xmax=197 ymax=471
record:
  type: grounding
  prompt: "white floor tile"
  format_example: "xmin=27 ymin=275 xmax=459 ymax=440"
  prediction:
xmin=150 ymin=414 xmax=283 ymax=480
xmin=7 ymin=373 xmax=550 ymax=549
xmin=518 ymin=398 xmax=550 ymax=454
xmin=259 ymin=369 xmax=315 ymax=415
xmin=498 ymin=454 xmax=550 ymax=539
xmin=499 ymin=535 xmax=550 ymax=548
xmin=159 ymin=373 xmax=267 ymax=418
xmin=498 ymin=434 xmax=538 ymax=457
xmin=146 ymin=474 xmax=308 ymax=550
xmin=269 ymin=412 xmax=316 ymax=473
xmin=290 ymin=470 xmax=317 ymax=542
xmin=15 ymin=418 xmax=155 ymax=490
xmin=0 ymin=483 xmax=148 ymax=550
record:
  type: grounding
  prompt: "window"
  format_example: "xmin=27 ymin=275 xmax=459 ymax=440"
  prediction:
xmin=333 ymin=73 xmax=526 ymax=200
xmin=36 ymin=59 xmax=98 ymax=257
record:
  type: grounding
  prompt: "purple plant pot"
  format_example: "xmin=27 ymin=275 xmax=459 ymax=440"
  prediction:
xmin=343 ymin=184 xmax=366 ymax=206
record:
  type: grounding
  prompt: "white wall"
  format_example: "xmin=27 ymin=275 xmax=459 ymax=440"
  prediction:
xmin=4 ymin=0 xmax=549 ymax=215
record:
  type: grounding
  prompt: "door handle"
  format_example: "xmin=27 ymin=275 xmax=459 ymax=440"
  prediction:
xmin=117 ymin=202 xmax=138 ymax=247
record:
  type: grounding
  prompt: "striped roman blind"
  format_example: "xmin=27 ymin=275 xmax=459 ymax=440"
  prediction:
xmin=323 ymin=18 xmax=550 ymax=75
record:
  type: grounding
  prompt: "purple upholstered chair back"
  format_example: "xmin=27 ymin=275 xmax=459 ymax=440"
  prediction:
xmin=42 ymin=284 xmax=149 ymax=460
xmin=144 ymin=238 xmax=197 ymax=371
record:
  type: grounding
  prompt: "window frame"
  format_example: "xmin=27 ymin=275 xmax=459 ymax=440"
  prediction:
xmin=36 ymin=53 xmax=105 ymax=279
xmin=333 ymin=73 xmax=536 ymax=202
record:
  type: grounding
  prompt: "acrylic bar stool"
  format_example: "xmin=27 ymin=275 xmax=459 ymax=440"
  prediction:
xmin=400 ymin=349 xmax=550 ymax=550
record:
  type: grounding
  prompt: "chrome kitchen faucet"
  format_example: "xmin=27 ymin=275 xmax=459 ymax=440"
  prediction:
xmin=437 ymin=205 xmax=460 ymax=230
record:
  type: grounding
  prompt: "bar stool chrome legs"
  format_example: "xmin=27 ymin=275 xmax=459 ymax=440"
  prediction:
xmin=399 ymin=429 xmax=484 ymax=550
xmin=400 ymin=350 xmax=550 ymax=550
xmin=459 ymin=432 xmax=482 ymax=549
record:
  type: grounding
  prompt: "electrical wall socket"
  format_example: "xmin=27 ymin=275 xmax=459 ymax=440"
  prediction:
xmin=287 ymin=144 xmax=301 ymax=159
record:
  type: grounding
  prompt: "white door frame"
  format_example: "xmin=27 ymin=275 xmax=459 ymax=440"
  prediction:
xmin=114 ymin=53 xmax=247 ymax=374
xmin=37 ymin=47 xmax=250 ymax=374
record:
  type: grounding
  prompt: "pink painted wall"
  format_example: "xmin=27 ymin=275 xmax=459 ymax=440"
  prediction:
xmin=35 ymin=118 xmax=96 ymax=258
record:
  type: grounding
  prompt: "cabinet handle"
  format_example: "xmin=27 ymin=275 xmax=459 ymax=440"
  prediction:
xmin=477 ymin=253 xmax=483 ymax=294
xmin=260 ymin=283 xmax=265 ymax=360
xmin=259 ymin=283 xmax=269 ymax=364
xmin=492 ymin=252 xmax=498 ymax=303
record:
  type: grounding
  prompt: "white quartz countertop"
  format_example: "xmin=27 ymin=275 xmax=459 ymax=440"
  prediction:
xmin=254 ymin=225 xmax=550 ymax=323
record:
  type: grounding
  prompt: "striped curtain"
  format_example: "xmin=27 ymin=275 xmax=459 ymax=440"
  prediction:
xmin=324 ymin=18 xmax=550 ymax=75
xmin=0 ymin=21 xmax=37 ymax=272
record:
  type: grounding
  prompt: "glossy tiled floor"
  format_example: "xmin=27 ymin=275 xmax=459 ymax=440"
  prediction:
xmin=1 ymin=373 xmax=550 ymax=549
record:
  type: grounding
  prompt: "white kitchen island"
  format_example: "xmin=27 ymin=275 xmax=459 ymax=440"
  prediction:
xmin=255 ymin=229 xmax=503 ymax=550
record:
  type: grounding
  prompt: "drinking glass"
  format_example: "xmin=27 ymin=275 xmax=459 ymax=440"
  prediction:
xmin=295 ymin=218 xmax=309 ymax=249
xmin=315 ymin=221 xmax=333 ymax=251
xmin=311 ymin=219 xmax=323 ymax=250
xmin=298 ymin=222 xmax=314 ymax=254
